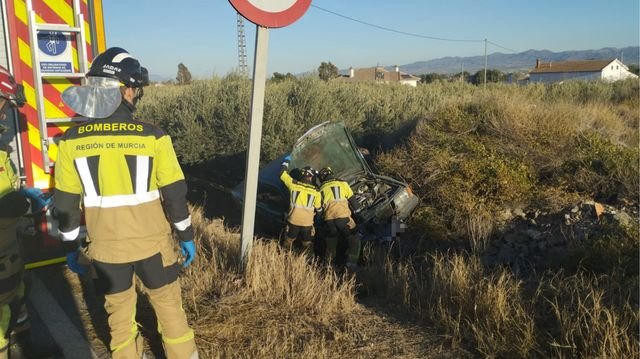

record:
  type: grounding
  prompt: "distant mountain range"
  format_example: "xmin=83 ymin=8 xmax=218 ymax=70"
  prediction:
xmin=149 ymin=46 xmax=639 ymax=81
xmin=394 ymin=46 xmax=639 ymax=75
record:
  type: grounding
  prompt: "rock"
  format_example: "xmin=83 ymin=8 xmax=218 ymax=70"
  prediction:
xmin=537 ymin=241 xmax=546 ymax=251
xmin=513 ymin=208 xmax=526 ymax=219
xmin=571 ymin=206 xmax=579 ymax=213
xmin=526 ymin=229 xmax=543 ymax=240
xmin=564 ymin=213 xmax=572 ymax=225
xmin=497 ymin=247 xmax=517 ymax=263
xmin=497 ymin=209 xmax=514 ymax=223
xmin=614 ymin=211 xmax=634 ymax=228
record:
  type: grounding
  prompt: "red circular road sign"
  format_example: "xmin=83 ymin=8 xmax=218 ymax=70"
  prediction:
xmin=229 ymin=0 xmax=311 ymax=28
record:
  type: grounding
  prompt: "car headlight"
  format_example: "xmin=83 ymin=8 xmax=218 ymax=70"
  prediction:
xmin=392 ymin=187 xmax=419 ymax=220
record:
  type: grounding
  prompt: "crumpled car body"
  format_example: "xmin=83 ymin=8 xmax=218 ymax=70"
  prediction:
xmin=232 ymin=121 xmax=420 ymax=241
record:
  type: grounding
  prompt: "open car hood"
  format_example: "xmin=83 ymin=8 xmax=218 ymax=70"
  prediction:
xmin=232 ymin=122 xmax=369 ymax=202
xmin=289 ymin=121 xmax=370 ymax=182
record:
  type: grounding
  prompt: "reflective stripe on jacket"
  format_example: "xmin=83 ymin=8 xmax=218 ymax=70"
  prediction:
xmin=54 ymin=103 xmax=193 ymax=263
xmin=280 ymin=170 xmax=321 ymax=227
xmin=0 ymin=151 xmax=17 ymax=199
xmin=320 ymin=179 xmax=353 ymax=220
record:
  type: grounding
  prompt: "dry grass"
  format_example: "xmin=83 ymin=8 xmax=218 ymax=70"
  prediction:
xmin=537 ymin=272 xmax=639 ymax=359
xmin=180 ymin=207 xmax=466 ymax=358
xmin=357 ymin=250 xmax=639 ymax=358
xmin=359 ymin=253 xmax=537 ymax=357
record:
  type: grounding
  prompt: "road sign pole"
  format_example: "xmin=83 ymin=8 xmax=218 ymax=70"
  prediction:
xmin=229 ymin=0 xmax=310 ymax=268
xmin=240 ymin=25 xmax=269 ymax=266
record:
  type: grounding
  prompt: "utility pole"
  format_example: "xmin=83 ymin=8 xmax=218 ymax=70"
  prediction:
xmin=483 ymin=38 xmax=487 ymax=89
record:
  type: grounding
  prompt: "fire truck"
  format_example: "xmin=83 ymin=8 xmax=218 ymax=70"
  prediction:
xmin=0 ymin=0 xmax=105 ymax=268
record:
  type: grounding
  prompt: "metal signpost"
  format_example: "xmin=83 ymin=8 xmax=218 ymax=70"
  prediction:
xmin=228 ymin=0 xmax=311 ymax=266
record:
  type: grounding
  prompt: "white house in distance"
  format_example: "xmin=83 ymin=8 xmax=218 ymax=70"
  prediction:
xmin=334 ymin=66 xmax=421 ymax=87
xmin=529 ymin=58 xmax=638 ymax=83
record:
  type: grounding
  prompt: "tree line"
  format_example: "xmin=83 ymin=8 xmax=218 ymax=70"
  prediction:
xmin=313 ymin=61 xmax=516 ymax=85
xmin=175 ymin=61 xmax=640 ymax=86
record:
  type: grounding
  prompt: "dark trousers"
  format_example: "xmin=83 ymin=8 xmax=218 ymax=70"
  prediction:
xmin=283 ymin=223 xmax=314 ymax=256
xmin=324 ymin=218 xmax=360 ymax=265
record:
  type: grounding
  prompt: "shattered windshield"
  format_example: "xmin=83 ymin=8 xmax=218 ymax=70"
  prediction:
xmin=290 ymin=123 xmax=366 ymax=179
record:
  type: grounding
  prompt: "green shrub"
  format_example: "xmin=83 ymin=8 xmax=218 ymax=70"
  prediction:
xmin=137 ymin=75 xmax=251 ymax=164
xmin=560 ymin=132 xmax=639 ymax=201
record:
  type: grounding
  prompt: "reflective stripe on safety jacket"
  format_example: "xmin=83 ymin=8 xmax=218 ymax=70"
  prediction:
xmin=54 ymin=103 xmax=193 ymax=263
xmin=320 ymin=179 xmax=353 ymax=220
xmin=280 ymin=170 xmax=321 ymax=227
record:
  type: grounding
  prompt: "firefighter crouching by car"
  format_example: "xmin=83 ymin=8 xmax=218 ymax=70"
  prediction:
xmin=54 ymin=47 xmax=198 ymax=359
xmin=280 ymin=156 xmax=322 ymax=256
xmin=0 ymin=66 xmax=61 ymax=357
xmin=317 ymin=167 xmax=360 ymax=269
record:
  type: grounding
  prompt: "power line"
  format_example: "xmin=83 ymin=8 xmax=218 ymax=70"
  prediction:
xmin=311 ymin=4 xmax=520 ymax=87
xmin=487 ymin=40 xmax=517 ymax=53
xmin=311 ymin=4 xmax=483 ymax=43
xmin=311 ymin=5 xmax=518 ymax=53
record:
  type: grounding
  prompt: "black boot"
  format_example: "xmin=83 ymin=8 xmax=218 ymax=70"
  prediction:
xmin=10 ymin=329 xmax=64 ymax=359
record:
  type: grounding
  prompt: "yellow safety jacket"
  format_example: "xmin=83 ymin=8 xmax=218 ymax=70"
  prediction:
xmin=0 ymin=150 xmax=28 ymax=305
xmin=0 ymin=151 xmax=17 ymax=198
xmin=54 ymin=103 xmax=193 ymax=264
xmin=280 ymin=169 xmax=321 ymax=227
xmin=319 ymin=178 xmax=354 ymax=220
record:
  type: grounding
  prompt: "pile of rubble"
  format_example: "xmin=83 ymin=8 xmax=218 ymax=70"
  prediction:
xmin=482 ymin=199 xmax=639 ymax=275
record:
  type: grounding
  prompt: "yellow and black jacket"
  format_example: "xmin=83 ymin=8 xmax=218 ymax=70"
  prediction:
xmin=0 ymin=151 xmax=17 ymax=199
xmin=0 ymin=150 xmax=29 ymax=305
xmin=54 ymin=103 xmax=193 ymax=264
xmin=280 ymin=168 xmax=321 ymax=227
xmin=319 ymin=178 xmax=354 ymax=220
xmin=0 ymin=150 xmax=29 ymax=246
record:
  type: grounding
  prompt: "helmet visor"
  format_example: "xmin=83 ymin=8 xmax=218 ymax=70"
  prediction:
xmin=61 ymin=77 xmax=122 ymax=118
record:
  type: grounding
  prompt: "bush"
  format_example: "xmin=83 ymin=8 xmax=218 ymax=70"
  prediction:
xmin=560 ymin=132 xmax=639 ymax=201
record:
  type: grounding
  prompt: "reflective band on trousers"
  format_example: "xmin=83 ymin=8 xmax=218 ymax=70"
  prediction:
xmin=162 ymin=329 xmax=195 ymax=346
xmin=0 ymin=304 xmax=11 ymax=349
xmin=158 ymin=320 xmax=195 ymax=346
xmin=111 ymin=312 xmax=138 ymax=353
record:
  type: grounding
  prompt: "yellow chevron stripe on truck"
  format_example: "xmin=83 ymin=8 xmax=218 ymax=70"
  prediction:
xmin=43 ymin=0 xmax=73 ymax=25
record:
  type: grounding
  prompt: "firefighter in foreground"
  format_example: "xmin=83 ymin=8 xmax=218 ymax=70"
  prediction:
xmin=279 ymin=156 xmax=321 ymax=256
xmin=54 ymin=47 xmax=198 ymax=359
xmin=317 ymin=167 xmax=360 ymax=269
xmin=0 ymin=66 xmax=60 ymax=357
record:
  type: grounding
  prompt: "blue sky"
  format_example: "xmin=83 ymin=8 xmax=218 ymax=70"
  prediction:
xmin=103 ymin=0 xmax=639 ymax=80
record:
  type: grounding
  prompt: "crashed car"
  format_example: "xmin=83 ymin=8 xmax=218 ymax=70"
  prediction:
xmin=232 ymin=121 xmax=420 ymax=242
